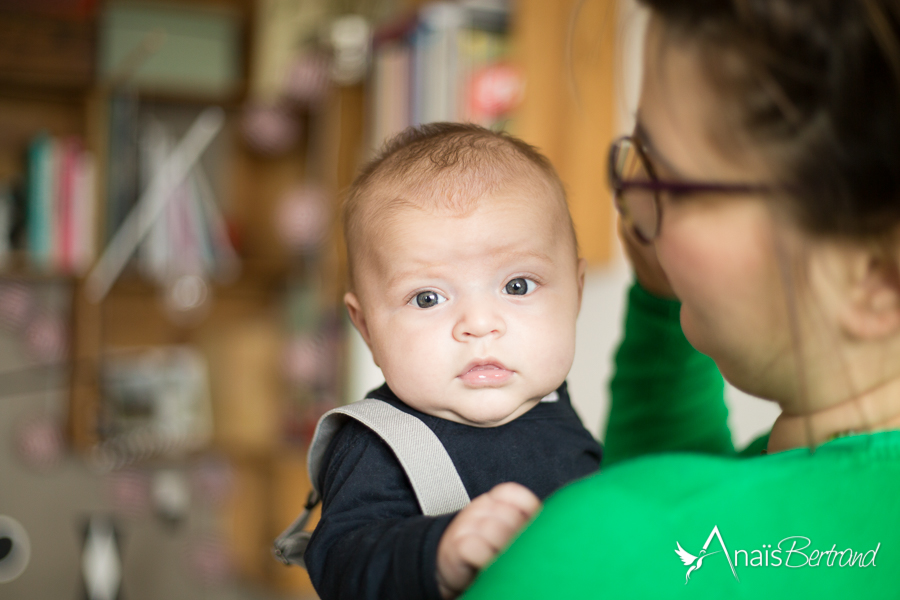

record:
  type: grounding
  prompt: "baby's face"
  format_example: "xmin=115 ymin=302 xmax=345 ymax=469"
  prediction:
xmin=346 ymin=188 xmax=585 ymax=427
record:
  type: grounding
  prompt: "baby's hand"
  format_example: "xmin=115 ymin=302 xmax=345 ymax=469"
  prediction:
xmin=436 ymin=482 xmax=541 ymax=599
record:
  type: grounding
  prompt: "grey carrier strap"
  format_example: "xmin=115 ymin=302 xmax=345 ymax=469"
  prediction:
xmin=273 ymin=397 xmax=471 ymax=569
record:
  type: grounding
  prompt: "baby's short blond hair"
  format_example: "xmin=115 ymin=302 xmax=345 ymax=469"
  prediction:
xmin=343 ymin=123 xmax=577 ymax=290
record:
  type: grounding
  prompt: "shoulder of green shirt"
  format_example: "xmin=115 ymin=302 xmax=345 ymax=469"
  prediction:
xmin=605 ymin=280 xmax=735 ymax=464
xmin=626 ymin=281 xmax=772 ymax=457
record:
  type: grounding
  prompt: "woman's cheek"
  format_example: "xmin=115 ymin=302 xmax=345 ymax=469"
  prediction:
xmin=655 ymin=228 xmax=730 ymax=352
xmin=655 ymin=234 xmax=707 ymax=303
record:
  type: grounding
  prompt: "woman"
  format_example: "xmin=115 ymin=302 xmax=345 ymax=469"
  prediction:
xmin=463 ymin=0 xmax=900 ymax=596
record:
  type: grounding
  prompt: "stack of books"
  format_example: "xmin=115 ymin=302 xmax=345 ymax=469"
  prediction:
xmin=24 ymin=134 xmax=96 ymax=275
xmin=368 ymin=0 xmax=517 ymax=150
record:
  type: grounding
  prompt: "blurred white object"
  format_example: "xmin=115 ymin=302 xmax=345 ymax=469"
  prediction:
xmin=329 ymin=15 xmax=370 ymax=85
xmin=0 ymin=515 xmax=31 ymax=584
xmin=152 ymin=469 xmax=191 ymax=524
xmin=85 ymin=107 xmax=224 ymax=303
xmin=81 ymin=516 xmax=121 ymax=600
xmin=98 ymin=346 xmax=214 ymax=467
xmin=162 ymin=274 xmax=210 ymax=326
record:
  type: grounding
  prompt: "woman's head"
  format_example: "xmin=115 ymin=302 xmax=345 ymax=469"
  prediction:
xmin=641 ymin=0 xmax=900 ymax=237
xmin=633 ymin=0 xmax=900 ymax=415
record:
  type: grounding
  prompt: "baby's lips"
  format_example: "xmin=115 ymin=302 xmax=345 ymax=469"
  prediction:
xmin=458 ymin=360 xmax=514 ymax=385
xmin=459 ymin=358 xmax=508 ymax=376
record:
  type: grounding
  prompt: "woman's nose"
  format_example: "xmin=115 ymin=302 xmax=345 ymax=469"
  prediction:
xmin=452 ymin=298 xmax=507 ymax=341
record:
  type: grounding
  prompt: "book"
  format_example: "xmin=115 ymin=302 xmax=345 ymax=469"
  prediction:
xmin=24 ymin=133 xmax=96 ymax=274
xmin=106 ymin=93 xmax=140 ymax=247
xmin=0 ymin=184 xmax=11 ymax=269
xmin=367 ymin=0 xmax=514 ymax=151
xmin=27 ymin=133 xmax=55 ymax=270
xmin=135 ymin=116 xmax=235 ymax=286
xmin=417 ymin=2 xmax=466 ymax=125
xmin=56 ymin=138 xmax=78 ymax=273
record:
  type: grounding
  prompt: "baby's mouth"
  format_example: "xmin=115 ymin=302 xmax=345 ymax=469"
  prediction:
xmin=458 ymin=361 xmax=514 ymax=386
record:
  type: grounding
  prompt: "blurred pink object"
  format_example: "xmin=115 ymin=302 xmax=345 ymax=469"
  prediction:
xmin=283 ymin=335 xmax=326 ymax=385
xmin=14 ymin=413 xmax=65 ymax=471
xmin=24 ymin=312 xmax=67 ymax=364
xmin=275 ymin=185 xmax=330 ymax=252
xmin=190 ymin=457 xmax=233 ymax=507
xmin=241 ymin=103 xmax=300 ymax=156
xmin=469 ymin=63 xmax=524 ymax=119
xmin=185 ymin=535 xmax=234 ymax=586
xmin=285 ymin=52 xmax=332 ymax=106
xmin=0 ymin=282 xmax=33 ymax=331
xmin=106 ymin=468 xmax=153 ymax=519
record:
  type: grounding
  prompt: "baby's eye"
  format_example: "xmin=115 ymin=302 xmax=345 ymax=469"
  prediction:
xmin=411 ymin=290 xmax=447 ymax=308
xmin=503 ymin=277 xmax=537 ymax=296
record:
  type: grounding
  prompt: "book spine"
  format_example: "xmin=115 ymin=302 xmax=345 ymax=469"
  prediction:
xmin=58 ymin=138 xmax=77 ymax=273
xmin=0 ymin=184 xmax=11 ymax=269
xmin=411 ymin=23 xmax=425 ymax=126
xmin=73 ymin=150 xmax=97 ymax=275
xmin=27 ymin=134 xmax=55 ymax=270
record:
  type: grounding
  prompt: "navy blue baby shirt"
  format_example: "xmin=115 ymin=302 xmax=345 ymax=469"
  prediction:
xmin=304 ymin=381 xmax=602 ymax=600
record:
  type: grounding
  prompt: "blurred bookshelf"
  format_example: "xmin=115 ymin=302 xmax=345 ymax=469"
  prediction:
xmin=0 ymin=0 xmax=328 ymax=594
xmin=0 ymin=0 xmax=618 ymax=595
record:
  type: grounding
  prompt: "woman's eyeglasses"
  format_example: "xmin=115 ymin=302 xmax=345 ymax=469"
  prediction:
xmin=607 ymin=135 xmax=770 ymax=243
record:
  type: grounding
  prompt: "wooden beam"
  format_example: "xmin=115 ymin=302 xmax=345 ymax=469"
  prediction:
xmin=510 ymin=0 xmax=618 ymax=265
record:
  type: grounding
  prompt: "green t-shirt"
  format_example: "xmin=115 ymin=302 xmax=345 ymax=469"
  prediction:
xmin=464 ymin=283 xmax=900 ymax=599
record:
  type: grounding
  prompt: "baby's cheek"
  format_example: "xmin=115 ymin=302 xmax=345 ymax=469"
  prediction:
xmin=380 ymin=328 xmax=442 ymax=378
xmin=516 ymin=313 xmax=576 ymax=372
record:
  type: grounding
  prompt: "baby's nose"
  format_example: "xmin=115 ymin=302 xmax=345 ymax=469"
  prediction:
xmin=452 ymin=300 xmax=506 ymax=340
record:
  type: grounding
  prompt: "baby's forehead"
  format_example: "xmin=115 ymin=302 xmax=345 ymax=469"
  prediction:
xmin=379 ymin=149 xmax=553 ymax=201
xmin=358 ymin=176 xmax=565 ymax=238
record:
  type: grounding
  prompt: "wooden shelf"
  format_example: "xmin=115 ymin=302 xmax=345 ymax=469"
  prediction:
xmin=0 ymin=255 xmax=82 ymax=283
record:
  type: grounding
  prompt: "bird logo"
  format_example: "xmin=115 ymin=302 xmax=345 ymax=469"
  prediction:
xmin=674 ymin=526 xmax=740 ymax=584
xmin=675 ymin=542 xmax=719 ymax=584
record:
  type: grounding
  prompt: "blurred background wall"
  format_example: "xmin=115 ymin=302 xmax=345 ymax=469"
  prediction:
xmin=0 ymin=0 xmax=779 ymax=598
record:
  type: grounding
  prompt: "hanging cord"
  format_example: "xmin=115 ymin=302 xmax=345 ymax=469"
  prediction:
xmin=773 ymin=228 xmax=879 ymax=453
xmin=773 ymin=228 xmax=818 ymax=453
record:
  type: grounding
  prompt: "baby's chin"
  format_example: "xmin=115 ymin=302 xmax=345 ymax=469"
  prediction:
xmin=426 ymin=396 xmax=542 ymax=428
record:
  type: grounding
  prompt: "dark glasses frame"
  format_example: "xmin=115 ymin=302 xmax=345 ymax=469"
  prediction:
xmin=608 ymin=135 xmax=771 ymax=243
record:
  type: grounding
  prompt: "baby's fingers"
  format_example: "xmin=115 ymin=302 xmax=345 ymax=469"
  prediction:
xmin=484 ymin=482 xmax=541 ymax=521
xmin=455 ymin=531 xmax=501 ymax=571
xmin=435 ymin=485 xmax=541 ymax=599
xmin=456 ymin=501 xmax=538 ymax=570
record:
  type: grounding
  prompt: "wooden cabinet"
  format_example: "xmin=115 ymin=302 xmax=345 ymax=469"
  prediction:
xmin=511 ymin=0 xmax=619 ymax=265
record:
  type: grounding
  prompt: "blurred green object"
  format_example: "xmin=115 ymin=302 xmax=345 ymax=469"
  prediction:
xmin=99 ymin=1 xmax=241 ymax=96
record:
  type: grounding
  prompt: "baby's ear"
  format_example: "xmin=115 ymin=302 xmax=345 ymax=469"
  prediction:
xmin=838 ymin=254 xmax=900 ymax=340
xmin=344 ymin=292 xmax=374 ymax=349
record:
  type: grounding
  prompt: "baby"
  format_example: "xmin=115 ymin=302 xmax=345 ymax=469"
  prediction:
xmin=304 ymin=123 xmax=602 ymax=600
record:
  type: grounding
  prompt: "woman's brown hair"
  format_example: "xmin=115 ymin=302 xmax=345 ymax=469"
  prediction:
xmin=641 ymin=0 xmax=900 ymax=239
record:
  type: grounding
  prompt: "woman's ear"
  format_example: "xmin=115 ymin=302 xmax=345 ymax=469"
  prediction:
xmin=344 ymin=292 xmax=374 ymax=349
xmin=838 ymin=255 xmax=900 ymax=340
